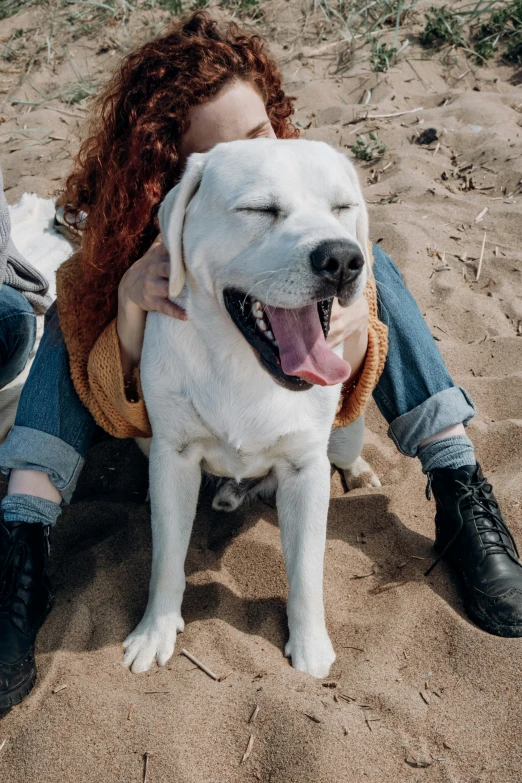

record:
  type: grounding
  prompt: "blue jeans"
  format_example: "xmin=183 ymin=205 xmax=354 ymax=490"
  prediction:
xmin=0 ymin=303 xmax=97 ymax=504
xmin=0 ymin=284 xmax=36 ymax=390
xmin=372 ymin=245 xmax=475 ymax=455
xmin=0 ymin=247 xmax=475 ymax=520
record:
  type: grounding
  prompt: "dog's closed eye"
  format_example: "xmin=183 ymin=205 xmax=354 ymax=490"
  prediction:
xmin=236 ymin=205 xmax=281 ymax=220
xmin=332 ymin=204 xmax=354 ymax=217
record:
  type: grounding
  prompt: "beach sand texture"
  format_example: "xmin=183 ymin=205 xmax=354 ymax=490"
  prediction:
xmin=1 ymin=1 xmax=521 ymax=780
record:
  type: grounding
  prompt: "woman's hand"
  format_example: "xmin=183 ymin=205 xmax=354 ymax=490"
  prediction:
xmin=118 ymin=235 xmax=186 ymax=319
xmin=327 ymin=296 xmax=369 ymax=379
xmin=117 ymin=235 xmax=186 ymax=384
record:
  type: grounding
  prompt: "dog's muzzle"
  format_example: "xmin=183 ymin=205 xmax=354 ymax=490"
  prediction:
xmin=310 ymin=240 xmax=364 ymax=305
xmin=223 ymin=239 xmax=365 ymax=390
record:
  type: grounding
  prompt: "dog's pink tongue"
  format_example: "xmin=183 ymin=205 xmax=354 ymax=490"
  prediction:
xmin=266 ymin=304 xmax=351 ymax=386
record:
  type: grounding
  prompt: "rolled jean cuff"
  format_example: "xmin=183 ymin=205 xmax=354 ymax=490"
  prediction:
xmin=0 ymin=425 xmax=85 ymax=504
xmin=388 ymin=386 xmax=476 ymax=457
xmin=2 ymin=494 xmax=61 ymax=526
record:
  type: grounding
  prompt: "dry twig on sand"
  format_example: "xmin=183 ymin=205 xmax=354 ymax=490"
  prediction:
xmin=476 ymin=232 xmax=487 ymax=281
xmin=144 ymin=690 xmax=172 ymax=694
xmin=180 ymin=648 xmax=218 ymax=681
xmin=370 ymin=580 xmax=409 ymax=594
xmin=344 ymin=106 xmax=423 ymax=126
xmin=241 ymin=734 xmax=255 ymax=763
xmin=143 ymin=752 xmax=150 ymax=783
xmin=337 ymin=693 xmax=356 ymax=703
xmin=366 ymin=106 xmax=423 ymax=119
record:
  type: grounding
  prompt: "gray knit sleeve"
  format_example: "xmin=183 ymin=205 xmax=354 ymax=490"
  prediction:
xmin=0 ymin=168 xmax=52 ymax=314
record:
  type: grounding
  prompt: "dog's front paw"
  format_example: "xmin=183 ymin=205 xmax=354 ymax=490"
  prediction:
xmin=122 ymin=613 xmax=184 ymax=673
xmin=342 ymin=456 xmax=381 ymax=490
xmin=285 ymin=629 xmax=336 ymax=678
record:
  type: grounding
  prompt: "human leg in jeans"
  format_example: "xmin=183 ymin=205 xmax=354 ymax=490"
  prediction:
xmin=373 ymin=245 xmax=522 ymax=637
xmin=0 ymin=285 xmax=37 ymax=390
xmin=0 ymin=303 xmax=96 ymax=709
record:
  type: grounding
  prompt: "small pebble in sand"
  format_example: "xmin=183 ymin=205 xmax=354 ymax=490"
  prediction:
xmin=416 ymin=127 xmax=438 ymax=145
xmin=405 ymin=754 xmax=432 ymax=768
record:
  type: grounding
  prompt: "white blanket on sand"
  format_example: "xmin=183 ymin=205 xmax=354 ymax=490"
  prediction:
xmin=0 ymin=195 xmax=74 ymax=443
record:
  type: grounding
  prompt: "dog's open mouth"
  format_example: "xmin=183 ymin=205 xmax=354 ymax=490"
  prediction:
xmin=224 ymin=290 xmax=352 ymax=391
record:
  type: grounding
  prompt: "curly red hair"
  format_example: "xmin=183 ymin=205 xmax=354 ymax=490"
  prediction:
xmin=62 ymin=11 xmax=298 ymax=337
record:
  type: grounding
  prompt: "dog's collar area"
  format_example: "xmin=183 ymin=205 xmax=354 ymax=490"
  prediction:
xmin=223 ymin=289 xmax=333 ymax=391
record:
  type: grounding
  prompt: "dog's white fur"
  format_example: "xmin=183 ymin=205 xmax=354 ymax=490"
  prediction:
xmin=124 ymin=139 xmax=377 ymax=678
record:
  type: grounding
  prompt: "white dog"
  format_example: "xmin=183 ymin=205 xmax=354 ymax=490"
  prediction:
xmin=124 ymin=139 xmax=377 ymax=678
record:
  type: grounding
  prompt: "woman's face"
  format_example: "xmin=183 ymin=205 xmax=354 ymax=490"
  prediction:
xmin=178 ymin=79 xmax=276 ymax=167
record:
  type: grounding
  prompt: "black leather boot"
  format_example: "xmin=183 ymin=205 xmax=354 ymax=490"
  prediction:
xmin=0 ymin=522 xmax=53 ymax=712
xmin=425 ymin=464 xmax=522 ymax=637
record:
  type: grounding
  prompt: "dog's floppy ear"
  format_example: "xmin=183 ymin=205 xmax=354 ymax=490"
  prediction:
xmin=158 ymin=153 xmax=206 ymax=299
xmin=341 ymin=154 xmax=371 ymax=268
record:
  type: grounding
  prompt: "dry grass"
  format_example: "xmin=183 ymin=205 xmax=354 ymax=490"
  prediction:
xmin=1 ymin=0 xmax=520 ymax=117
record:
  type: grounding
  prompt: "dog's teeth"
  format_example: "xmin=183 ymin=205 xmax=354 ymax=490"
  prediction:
xmin=272 ymin=340 xmax=278 ymax=348
xmin=258 ymin=319 xmax=267 ymax=331
xmin=266 ymin=330 xmax=274 ymax=340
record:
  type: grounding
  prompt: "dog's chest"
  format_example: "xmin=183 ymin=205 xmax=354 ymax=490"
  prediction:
xmin=150 ymin=369 xmax=333 ymax=480
xmin=190 ymin=387 xmax=324 ymax=478
xmin=198 ymin=436 xmax=279 ymax=479
xmin=142 ymin=314 xmax=341 ymax=479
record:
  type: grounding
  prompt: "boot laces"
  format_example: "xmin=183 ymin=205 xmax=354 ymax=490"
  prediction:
xmin=0 ymin=538 xmax=29 ymax=621
xmin=425 ymin=474 xmax=519 ymax=577
xmin=462 ymin=476 xmax=519 ymax=557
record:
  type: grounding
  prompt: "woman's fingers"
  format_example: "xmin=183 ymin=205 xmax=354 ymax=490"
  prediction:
xmin=151 ymin=278 xmax=169 ymax=300
xmin=118 ymin=235 xmax=179 ymax=316
xmin=156 ymin=259 xmax=170 ymax=279
xmin=326 ymin=296 xmax=369 ymax=349
xmin=142 ymin=272 xmax=185 ymax=317
xmin=152 ymin=296 xmax=187 ymax=320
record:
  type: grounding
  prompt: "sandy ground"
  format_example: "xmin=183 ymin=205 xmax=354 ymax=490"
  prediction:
xmin=1 ymin=1 xmax=522 ymax=781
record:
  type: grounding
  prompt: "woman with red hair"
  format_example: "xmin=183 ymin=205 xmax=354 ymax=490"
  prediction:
xmin=0 ymin=12 xmax=520 ymax=710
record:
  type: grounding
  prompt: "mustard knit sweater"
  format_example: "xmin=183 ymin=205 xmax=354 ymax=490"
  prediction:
xmin=56 ymin=250 xmax=388 ymax=439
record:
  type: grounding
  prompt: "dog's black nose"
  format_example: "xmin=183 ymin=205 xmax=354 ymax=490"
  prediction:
xmin=310 ymin=240 xmax=364 ymax=286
